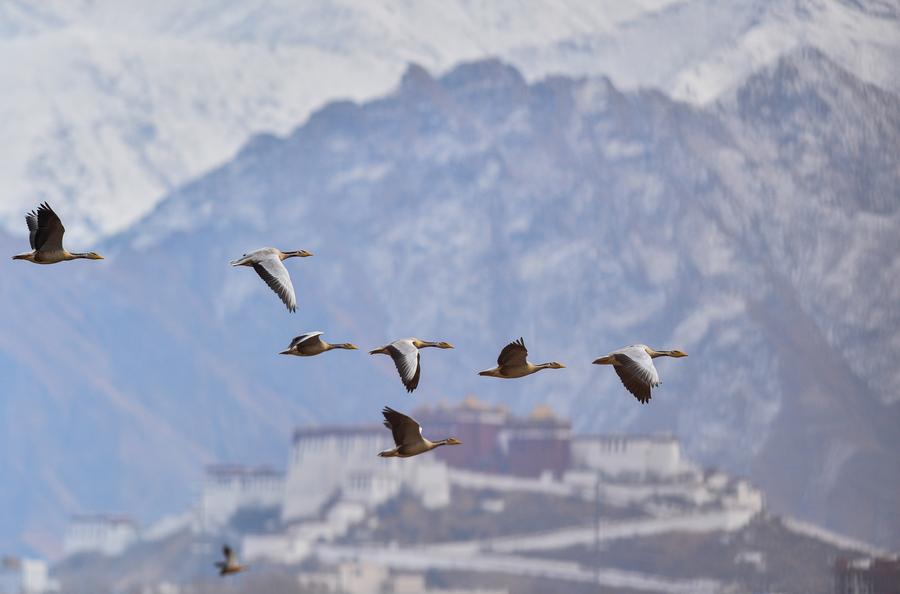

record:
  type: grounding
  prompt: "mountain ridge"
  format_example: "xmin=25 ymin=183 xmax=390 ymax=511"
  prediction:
xmin=0 ymin=47 xmax=897 ymax=555
xmin=3 ymin=0 xmax=898 ymax=241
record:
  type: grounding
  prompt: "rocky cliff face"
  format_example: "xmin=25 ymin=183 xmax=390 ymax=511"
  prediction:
xmin=0 ymin=47 xmax=897 ymax=554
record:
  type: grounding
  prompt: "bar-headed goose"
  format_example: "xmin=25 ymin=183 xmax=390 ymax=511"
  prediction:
xmin=478 ymin=338 xmax=565 ymax=378
xmin=369 ymin=338 xmax=453 ymax=393
xmin=378 ymin=406 xmax=461 ymax=458
xmin=279 ymin=331 xmax=358 ymax=356
xmin=230 ymin=247 xmax=312 ymax=312
xmin=12 ymin=202 xmax=103 ymax=264
xmin=215 ymin=544 xmax=246 ymax=576
xmin=592 ymin=344 xmax=687 ymax=403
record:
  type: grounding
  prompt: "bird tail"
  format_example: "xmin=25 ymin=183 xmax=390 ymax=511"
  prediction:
xmin=229 ymin=255 xmax=249 ymax=266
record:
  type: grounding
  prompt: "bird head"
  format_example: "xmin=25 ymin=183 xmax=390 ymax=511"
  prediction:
xmin=445 ymin=437 xmax=462 ymax=446
xmin=288 ymin=250 xmax=313 ymax=258
xmin=86 ymin=252 xmax=104 ymax=260
xmin=547 ymin=362 xmax=566 ymax=369
xmin=669 ymin=350 xmax=688 ymax=358
xmin=436 ymin=341 xmax=454 ymax=349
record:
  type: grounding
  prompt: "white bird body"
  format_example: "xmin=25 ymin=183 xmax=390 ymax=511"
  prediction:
xmin=592 ymin=344 xmax=687 ymax=404
xmin=378 ymin=407 xmax=461 ymax=458
xmin=12 ymin=203 xmax=103 ymax=264
xmin=280 ymin=331 xmax=358 ymax=356
xmin=369 ymin=337 xmax=453 ymax=393
xmin=478 ymin=338 xmax=565 ymax=379
xmin=230 ymin=247 xmax=312 ymax=312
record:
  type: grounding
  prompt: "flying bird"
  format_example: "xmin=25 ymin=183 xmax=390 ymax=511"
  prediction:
xmin=478 ymin=338 xmax=565 ymax=378
xmin=369 ymin=338 xmax=453 ymax=393
xmin=279 ymin=331 xmax=358 ymax=356
xmin=592 ymin=345 xmax=687 ymax=403
xmin=215 ymin=545 xmax=246 ymax=576
xmin=230 ymin=247 xmax=312 ymax=312
xmin=378 ymin=406 xmax=461 ymax=458
xmin=12 ymin=202 xmax=104 ymax=264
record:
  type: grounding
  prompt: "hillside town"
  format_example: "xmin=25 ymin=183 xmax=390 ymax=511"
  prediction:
xmin=4 ymin=397 xmax=897 ymax=594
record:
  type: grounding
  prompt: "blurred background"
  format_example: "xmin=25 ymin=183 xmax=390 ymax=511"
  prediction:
xmin=0 ymin=1 xmax=898 ymax=593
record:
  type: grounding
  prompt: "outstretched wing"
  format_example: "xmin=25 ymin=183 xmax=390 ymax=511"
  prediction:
xmin=382 ymin=406 xmax=423 ymax=447
xmin=497 ymin=338 xmax=528 ymax=368
xmin=222 ymin=545 xmax=234 ymax=563
xmin=612 ymin=350 xmax=660 ymax=404
xmin=252 ymin=255 xmax=296 ymax=312
xmin=25 ymin=211 xmax=38 ymax=249
xmin=289 ymin=331 xmax=323 ymax=349
xmin=387 ymin=340 xmax=421 ymax=393
xmin=33 ymin=202 xmax=66 ymax=252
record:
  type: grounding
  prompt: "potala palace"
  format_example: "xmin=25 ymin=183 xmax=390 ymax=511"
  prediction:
xmin=41 ymin=397 xmax=896 ymax=594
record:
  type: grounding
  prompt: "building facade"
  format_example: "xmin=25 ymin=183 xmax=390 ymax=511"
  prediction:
xmin=62 ymin=514 xmax=138 ymax=557
xmin=198 ymin=464 xmax=284 ymax=531
xmin=0 ymin=557 xmax=57 ymax=594
xmin=571 ymin=434 xmax=687 ymax=477
xmin=833 ymin=557 xmax=900 ymax=594
xmin=414 ymin=397 xmax=571 ymax=478
xmin=282 ymin=425 xmax=450 ymax=523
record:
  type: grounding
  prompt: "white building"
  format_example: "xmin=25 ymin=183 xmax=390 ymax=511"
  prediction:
xmin=571 ymin=434 xmax=690 ymax=478
xmin=282 ymin=425 xmax=450 ymax=523
xmin=244 ymin=501 xmax=368 ymax=563
xmin=197 ymin=465 xmax=283 ymax=531
xmin=62 ymin=514 xmax=138 ymax=557
xmin=296 ymin=562 xmax=508 ymax=594
xmin=0 ymin=557 xmax=58 ymax=594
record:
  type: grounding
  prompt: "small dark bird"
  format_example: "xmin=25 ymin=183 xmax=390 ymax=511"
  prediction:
xmin=478 ymin=337 xmax=565 ymax=378
xmin=215 ymin=544 xmax=246 ymax=576
xmin=279 ymin=331 xmax=358 ymax=356
xmin=230 ymin=247 xmax=313 ymax=312
xmin=369 ymin=338 xmax=454 ymax=393
xmin=592 ymin=344 xmax=687 ymax=403
xmin=378 ymin=406 xmax=461 ymax=458
xmin=12 ymin=202 xmax=103 ymax=264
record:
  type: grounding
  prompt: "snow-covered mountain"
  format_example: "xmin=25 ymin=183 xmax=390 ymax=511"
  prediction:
xmin=1 ymin=0 xmax=897 ymax=242
xmin=0 ymin=46 xmax=897 ymax=556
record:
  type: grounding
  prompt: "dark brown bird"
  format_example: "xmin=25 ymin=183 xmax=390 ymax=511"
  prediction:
xmin=378 ymin=406 xmax=461 ymax=458
xmin=12 ymin=202 xmax=103 ymax=264
xmin=215 ymin=545 xmax=246 ymax=576
xmin=478 ymin=338 xmax=565 ymax=378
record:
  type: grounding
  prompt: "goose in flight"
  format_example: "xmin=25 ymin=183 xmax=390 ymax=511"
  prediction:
xmin=279 ymin=331 xmax=358 ymax=356
xmin=230 ymin=247 xmax=312 ymax=312
xmin=215 ymin=545 xmax=246 ymax=576
xmin=369 ymin=338 xmax=454 ymax=393
xmin=12 ymin=202 xmax=103 ymax=264
xmin=378 ymin=406 xmax=461 ymax=458
xmin=592 ymin=345 xmax=687 ymax=403
xmin=478 ymin=338 xmax=565 ymax=378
